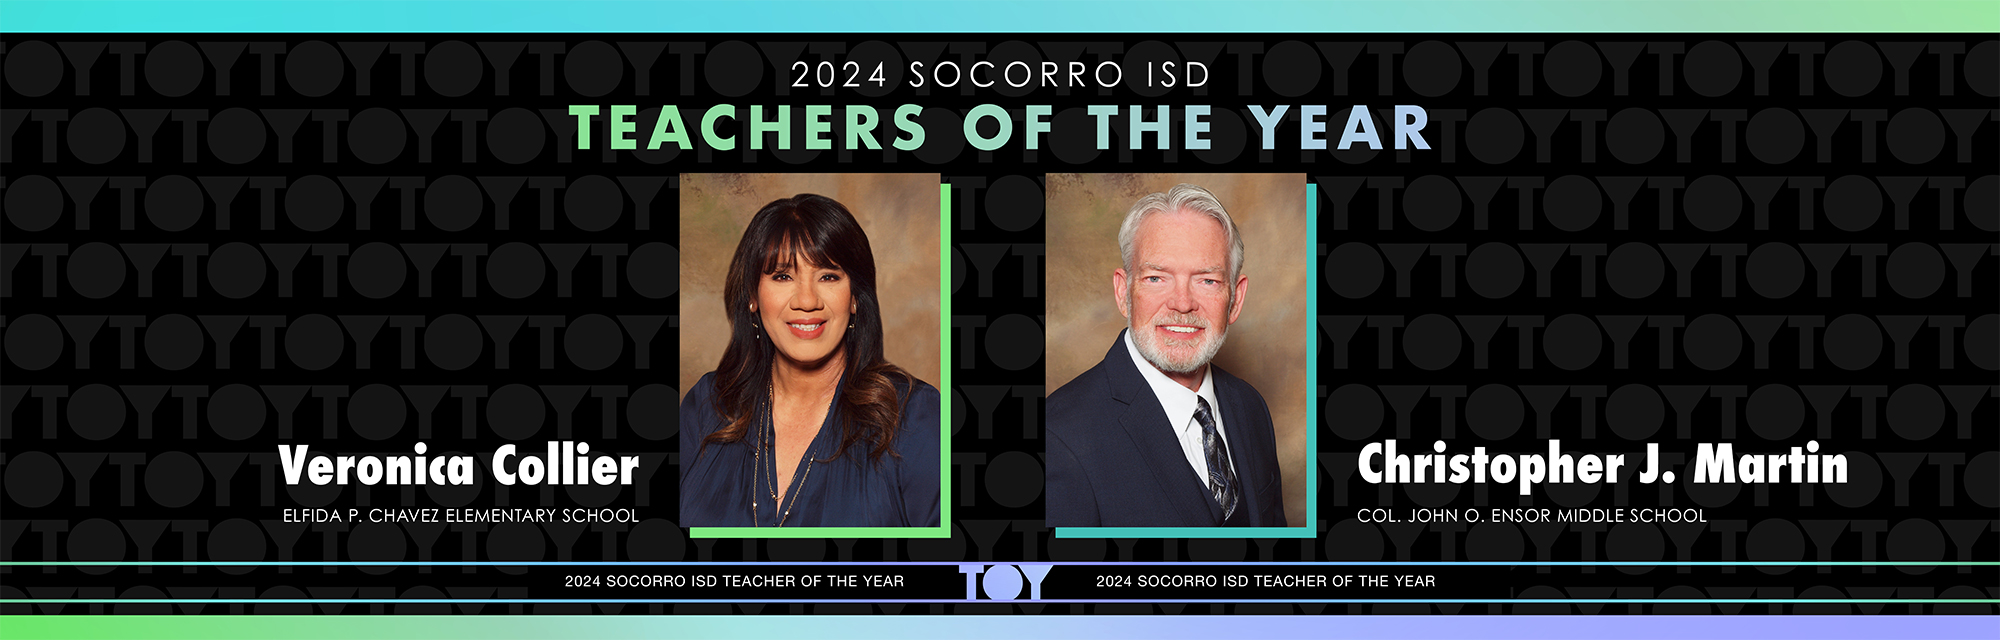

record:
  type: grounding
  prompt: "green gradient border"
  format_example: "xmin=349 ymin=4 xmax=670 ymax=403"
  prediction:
xmin=689 ymin=182 xmax=952 ymax=539
xmin=2 ymin=1 xmax=1997 ymax=32
xmin=1054 ymin=180 xmax=1320 ymax=540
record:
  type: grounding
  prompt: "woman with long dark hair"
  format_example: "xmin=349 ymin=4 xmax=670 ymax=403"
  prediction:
xmin=679 ymin=194 xmax=941 ymax=527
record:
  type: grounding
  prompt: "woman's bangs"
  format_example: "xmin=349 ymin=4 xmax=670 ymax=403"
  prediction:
xmin=757 ymin=225 xmax=840 ymax=275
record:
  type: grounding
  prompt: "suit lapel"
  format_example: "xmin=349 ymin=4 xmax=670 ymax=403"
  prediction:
xmin=1104 ymin=331 xmax=1222 ymax=526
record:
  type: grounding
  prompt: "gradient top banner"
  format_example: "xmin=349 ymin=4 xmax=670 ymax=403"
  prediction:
xmin=3 ymin=0 xmax=1999 ymax=34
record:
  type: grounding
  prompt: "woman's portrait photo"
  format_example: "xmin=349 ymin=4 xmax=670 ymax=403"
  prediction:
xmin=679 ymin=174 xmax=943 ymax=530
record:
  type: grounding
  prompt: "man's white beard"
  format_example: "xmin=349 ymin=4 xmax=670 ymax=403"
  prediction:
xmin=1130 ymin=310 xmax=1227 ymax=374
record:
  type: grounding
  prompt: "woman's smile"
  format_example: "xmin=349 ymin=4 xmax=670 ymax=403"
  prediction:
xmin=786 ymin=318 xmax=828 ymax=339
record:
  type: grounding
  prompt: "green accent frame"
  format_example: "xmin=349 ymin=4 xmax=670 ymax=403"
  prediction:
xmin=690 ymin=181 xmax=953 ymax=539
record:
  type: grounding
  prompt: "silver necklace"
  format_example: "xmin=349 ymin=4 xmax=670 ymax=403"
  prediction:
xmin=754 ymin=380 xmax=834 ymax=527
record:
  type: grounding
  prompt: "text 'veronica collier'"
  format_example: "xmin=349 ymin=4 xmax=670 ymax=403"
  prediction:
xmin=279 ymin=442 xmax=641 ymax=486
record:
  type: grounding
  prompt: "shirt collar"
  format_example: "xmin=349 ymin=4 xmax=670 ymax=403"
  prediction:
xmin=1123 ymin=330 xmax=1218 ymax=432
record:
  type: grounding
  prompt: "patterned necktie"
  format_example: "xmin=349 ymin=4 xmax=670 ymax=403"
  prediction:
xmin=1194 ymin=397 xmax=1239 ymax=521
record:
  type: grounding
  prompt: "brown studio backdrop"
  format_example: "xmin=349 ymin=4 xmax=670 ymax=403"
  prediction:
xmin=1045 ymin=173 xmax=1310 ymax=527
xmin=679 ymin=173 xmax=942 ymax=400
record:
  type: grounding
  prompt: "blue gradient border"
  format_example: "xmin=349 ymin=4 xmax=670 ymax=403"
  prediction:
xmin=3 ymin=616 xmax=1999 ymax=639
xmin=4 ymin=1 xmax=1997 ymax=33
xmin=4 ymin=3 xmax=1994 ymax=638
xmin=7 ymin=561 xmax=1991 ymax=566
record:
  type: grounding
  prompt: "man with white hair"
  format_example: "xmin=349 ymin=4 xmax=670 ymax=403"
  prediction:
xmin=1045 ymin=183 xmax=1287 ymax=527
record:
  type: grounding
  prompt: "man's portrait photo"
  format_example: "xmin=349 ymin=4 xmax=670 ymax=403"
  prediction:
xmin=1044 ymin=174 xmax=1309 ymax=529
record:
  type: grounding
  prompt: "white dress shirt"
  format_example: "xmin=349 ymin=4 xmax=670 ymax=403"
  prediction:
xmin=1123 ymin=331 xmax=1236 ymax=491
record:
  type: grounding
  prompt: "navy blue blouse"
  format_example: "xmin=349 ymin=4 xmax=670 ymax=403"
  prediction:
xmin=679 ymin=371 xmax=941 ymax=528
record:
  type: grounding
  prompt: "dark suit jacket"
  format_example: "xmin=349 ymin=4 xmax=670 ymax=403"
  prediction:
xmin=1045 ymin=330 xmax=1288 ymax=527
